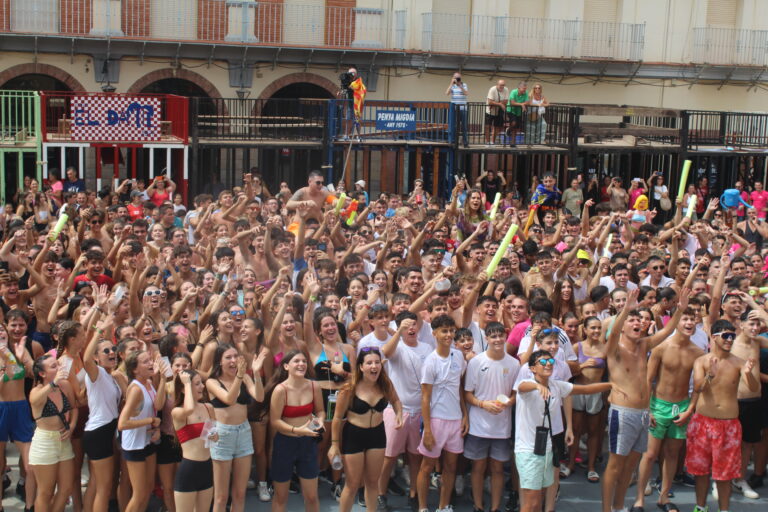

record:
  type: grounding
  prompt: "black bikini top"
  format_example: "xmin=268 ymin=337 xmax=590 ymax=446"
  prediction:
xmin=210 ymin=379 xmax=252 ymax=408
xmin=36 ymin=390 xmax=72 ymax=429
xmin=348 ymin=394 xmax=388 ymax=415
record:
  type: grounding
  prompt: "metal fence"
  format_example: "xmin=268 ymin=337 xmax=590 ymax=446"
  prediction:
xmin=192 ymin=97 xmax=326 ymax=142
xmin=686 ymin=110 xmax=768 ymax=148
xmin=421 ymin=13 xmax=644 ymax=60
xmin=692 ymin=27 xmax=768 ymax=66
xmin=458 ymin=103 xmax=580 ymax=147
xmin=328 ymin=100 xmax=451 ymax=143
xmin=0 ymin=90 xmax=41 ymax=144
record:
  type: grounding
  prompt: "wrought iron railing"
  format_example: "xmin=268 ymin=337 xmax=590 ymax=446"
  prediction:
xmin=0 ymin=90 xmax=41 ymax=145
xmin=686 ymin=110 xmax=768 ymax=148
xmin=191 ymin=97 xmax=326 ymax=142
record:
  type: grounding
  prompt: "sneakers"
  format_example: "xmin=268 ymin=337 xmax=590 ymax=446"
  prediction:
xmin=388 ymin=477 xmax=406 ymax=496
xmin=454 ymin=473 xmax=465 ymax=497
xmin=692 ymin=506 xmax=708 ymax=512
xmin=376 ymin=495 xmax=390 ymax=512
xmin=505 ymin=490 xmax=520 ymax=512
xmin=732 ymin=478 xmax=759 ymax=498
xmin=673 ymin=471 xmax=696 ymax=487
xmin=357 ymin=488 xmax=366 ymax=506
xmin=257 ymin=481 xmax=271 ymax=502
xmin=711 ymin=481 xmax=718 ymax=499
xmin=437 ymin=505 xmax=454 ymax=512
xmin=331 ymin=482 xmax=343 ymax=502
xmin=408 ymin=496 xmax=419 ymax=512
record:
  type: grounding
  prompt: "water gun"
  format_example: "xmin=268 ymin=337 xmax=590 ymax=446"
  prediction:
xmin=343 ymin=199 xmax=359 ymax=225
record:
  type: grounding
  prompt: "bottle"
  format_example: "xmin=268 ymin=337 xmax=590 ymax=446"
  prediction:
xmin=331 ymin=455 xmax=343 ymax=470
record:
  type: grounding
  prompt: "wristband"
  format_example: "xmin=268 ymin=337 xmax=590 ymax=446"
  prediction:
xmin=291 ymin=426 xmax=295 ymax=434
xmin=309 ymin=295 xmax=317 ymax=302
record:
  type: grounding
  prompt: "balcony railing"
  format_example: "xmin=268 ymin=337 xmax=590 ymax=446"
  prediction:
xmin=686 ymin=110 xmax=768 ymax=148
xmin=192 ymin=97 xmax=326 ymax=142
xmin=0 ymin=90 xmax=41 ymax=146
xmin=329 ymin=100 xmax=451 ymax=143
xmin=422 ymin=14 xmax=644 ymax=60
xmin=692 ymin=27 xmax=768 ymax=66
xmin=1 ymin=1 xmax=644 ymax=59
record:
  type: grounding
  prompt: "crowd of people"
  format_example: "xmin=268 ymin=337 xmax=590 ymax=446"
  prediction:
xmin=0 ymin=162 xmax=767 ymax=512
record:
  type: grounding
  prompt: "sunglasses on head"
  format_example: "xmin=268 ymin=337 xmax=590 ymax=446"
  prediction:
xmin=713 ymin=331 xmax=736 ymax=341
xmin=537 ymin=357 xmax=555 ymax=366
xmin=359 ymin=347 xmax=381 ymax=356
xmin=144 ymin=290 xmax=162 ymax=296
xmin=541 ymin=328 xmax=557 ymax=335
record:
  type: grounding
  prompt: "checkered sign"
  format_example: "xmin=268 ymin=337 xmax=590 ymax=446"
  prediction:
xmin=70 ymin=96 xmax=162 ymax=142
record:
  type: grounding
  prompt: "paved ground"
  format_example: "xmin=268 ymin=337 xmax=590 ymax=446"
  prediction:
xmin=3 ymin=444 xmax=767 ymax=511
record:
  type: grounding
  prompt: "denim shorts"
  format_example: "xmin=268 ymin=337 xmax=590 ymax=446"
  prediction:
xmin=209 ymin=421 xmax=253 ymax=461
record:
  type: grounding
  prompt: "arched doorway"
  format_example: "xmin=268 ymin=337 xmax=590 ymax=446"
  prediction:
xmin=261 ymin=82 xmax=332 ymax=190
xmin=1 ymin=73 xmax=71 ymax=91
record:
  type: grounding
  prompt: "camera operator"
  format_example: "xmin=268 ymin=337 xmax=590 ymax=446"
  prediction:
xmin=445 ymin=72 xmax=469 ymax=147
xmin=339 ymin=66 xmax=359 ymax=140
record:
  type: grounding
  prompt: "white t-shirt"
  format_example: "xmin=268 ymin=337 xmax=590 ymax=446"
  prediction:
xmin=84 ymin=365 xmax=122 ymax=431
xmin=421 ymin=348 xmax=467 ymax=420
xmin=469 ymin=321 xmax=488 ymax=354
xmin=464 ymin=352 xmax=520 ymax=439
xmin=386 ymin=339 xmax=433 ymax=413
xmin=640 ymin=274 xmax=674 ymax=288
xmin=357 ymin=330 xmax=389 ymax=355
xmin=515 ymin=361 xmax=572 ymax=434
xmin=599 ymin=276 xmax=638 ymax=293
xmin=514 ymin=378 xmax=573 ymax=453
xmin=389 ymin=320 xmax=436 ymax=348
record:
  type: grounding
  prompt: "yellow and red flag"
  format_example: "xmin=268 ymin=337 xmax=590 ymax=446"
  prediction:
xmin=349 ymin=76 xmax=367 ymax=120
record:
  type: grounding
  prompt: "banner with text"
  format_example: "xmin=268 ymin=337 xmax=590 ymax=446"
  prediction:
xmin=375 ymin=110 xmax=416 ymax=131
xmin=70 ymin=96 xmax=162 ymax=142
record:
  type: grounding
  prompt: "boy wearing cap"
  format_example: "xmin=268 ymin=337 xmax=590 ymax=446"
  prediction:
xmin=353 ymin=179 xmax=369 ymax=205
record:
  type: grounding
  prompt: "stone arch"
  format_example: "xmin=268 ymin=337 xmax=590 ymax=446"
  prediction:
xmin=0 ymin=63 xmax=85 ymax=91
xmin=257 ymin=72 xmax=338 ymax=100
xmin=126 ymin=68 xmax=223 ymax=98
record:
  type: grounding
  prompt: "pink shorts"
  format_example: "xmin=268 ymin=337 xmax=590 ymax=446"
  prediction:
xmin=418 ymin=418 xmax=464 ymax=459
xmin=685 ymin=413 xmax=742 ymax=481
xmin=384 ymin=408 xmax=422 ymax=458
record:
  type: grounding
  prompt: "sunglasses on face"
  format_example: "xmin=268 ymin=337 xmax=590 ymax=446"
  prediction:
xmin=144 ymin=290 xmax=162 ymax=296
xmin=713 ymin=332 xmax=736 ymax=341
xmin=359 ymin=231 xmax=371 ymax=236
xmin=102 ymin=346 xmax=117 ymax=354
xmin=651 ymin=266 xmax=664 ymax=271
xmin=537 ymin=357 xmax=555 ymax=366
xmin=91 ymin=220 xmax=102 ymax=225
xmin=314 ymin=181 xmax=324 ymax=186
xmin=230 ymin=310 xmax=245 ymax=317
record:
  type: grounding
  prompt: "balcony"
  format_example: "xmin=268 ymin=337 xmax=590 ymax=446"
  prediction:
xmin=422 ymin=14 xmax=644 ymax=61
xmin=0 ymin=1 xmax=644 ymax=60
xmin=692 ymin=27 xmax=768 ymax=67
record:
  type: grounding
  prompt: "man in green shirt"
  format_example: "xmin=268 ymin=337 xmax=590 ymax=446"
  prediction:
xmin=506 ymin=82 xmax=529 ymax=145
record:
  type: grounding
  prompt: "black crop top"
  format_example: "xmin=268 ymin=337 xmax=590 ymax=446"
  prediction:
xmin=348 ymin=394 xmax=388 ymax=415
xmin=210 ymin=379 xmax=252 ymax=408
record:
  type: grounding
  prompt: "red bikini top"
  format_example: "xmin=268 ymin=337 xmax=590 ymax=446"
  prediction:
xmin=176 ymin=422 xmax=204 ymax=444
xmin=282 ymin=381 xmax=314 ymax=418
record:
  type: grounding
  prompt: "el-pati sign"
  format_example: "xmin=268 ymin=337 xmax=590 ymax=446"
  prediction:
xmin=375 ymin=110 xmax=416 ymax=131
xmin=71 ymin=96 xmax=162 ymax=142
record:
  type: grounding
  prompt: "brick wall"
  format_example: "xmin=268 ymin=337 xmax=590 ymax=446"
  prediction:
xmin=0 ymin=0 xmax=9 ymax=32
xmin=198 ymin=0 xmax=226 ymax=41
xmin=326 ymin=0 xmax=355 ymax=47
xmin=60 ymin=0 xmax=92 ymax=35
xmin=122 ymin=0 xmax=149 ymax=37
xmin=256 ymin=0 xmax=282 ymax=43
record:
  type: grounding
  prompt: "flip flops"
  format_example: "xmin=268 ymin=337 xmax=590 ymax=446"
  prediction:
xmin=656 ymin=503 xmax=680 ymax=512
xmin=587 ymin=471 xmax=600 ymax=483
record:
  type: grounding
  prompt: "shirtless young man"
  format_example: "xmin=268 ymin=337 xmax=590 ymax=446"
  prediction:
xmin=686 ymin=320 xmax=759 ymax=512
xmin=601 ymin=287 xmax=689 ymax=512
xmin=728 ymin=297 xmax=768 ymax=499
xmin=633 ymin=306 xmax=704 ymax=511
xmin=285 ymin=171 xmax=334 ymax=222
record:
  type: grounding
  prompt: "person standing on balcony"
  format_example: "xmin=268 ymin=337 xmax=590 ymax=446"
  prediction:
xmin=506 ymin=82 xmax=529 ymax=146
xmin=445 ymin=73 xmax=469 ymax=148
xmin=485 ymin=80 xmax=509 ymax=146
xmin=525 ymin=84 xmax=549 ymax=145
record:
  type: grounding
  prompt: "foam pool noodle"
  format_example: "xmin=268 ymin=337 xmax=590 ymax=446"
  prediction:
xmin=489 ymin=192 xmax=501 ymax=220
xmin=334 ymin=192 xmax=347 ymax=214
xmin=48 ymin=213 xmax=69 ymax=242
xmin=677 ymin=160 xmax=692 ymax=201
xmin=486 ymin=224 xmax=518 ymax=278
